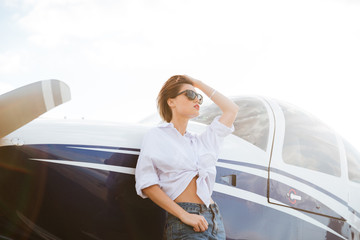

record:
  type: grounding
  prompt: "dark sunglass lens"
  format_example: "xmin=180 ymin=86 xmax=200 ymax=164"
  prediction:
xmin=186 ymin=90 xmax=196 ymax=100
xmin=184 ymin=90 xmax=203 ymax=104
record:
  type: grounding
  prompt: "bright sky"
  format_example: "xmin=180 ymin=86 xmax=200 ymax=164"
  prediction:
xmin=1 ymin=0 xmax=360 ymax=149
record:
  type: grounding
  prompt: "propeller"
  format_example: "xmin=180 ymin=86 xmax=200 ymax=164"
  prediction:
xmin=0 ymin=79 xmax=71 ymax=138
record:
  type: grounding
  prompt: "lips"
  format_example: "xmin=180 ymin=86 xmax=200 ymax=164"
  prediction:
xmin=194 ymin=104 xmax=200 ymax=110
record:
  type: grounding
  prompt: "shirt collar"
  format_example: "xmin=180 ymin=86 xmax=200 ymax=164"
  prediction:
xmin=158 ymin=121 xmax=193 ymax=138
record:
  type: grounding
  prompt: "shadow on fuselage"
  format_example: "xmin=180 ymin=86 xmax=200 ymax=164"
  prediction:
xmin=0 ymin=144 xmax=166 ymax=240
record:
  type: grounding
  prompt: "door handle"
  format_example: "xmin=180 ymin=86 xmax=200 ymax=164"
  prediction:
xmin=287 ymin=189 xmax=302 ymax=204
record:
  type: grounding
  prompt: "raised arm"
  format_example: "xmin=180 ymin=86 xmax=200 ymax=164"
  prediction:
xmin=184 ymin=75 xmax=239 ymax=127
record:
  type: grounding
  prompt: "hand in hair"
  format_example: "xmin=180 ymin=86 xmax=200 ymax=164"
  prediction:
xmin=183 ymin=75 xmax=201 ymax=88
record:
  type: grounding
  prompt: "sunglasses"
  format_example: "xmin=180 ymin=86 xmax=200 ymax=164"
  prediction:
xmin=175 ymin=89 xmax=203 ymax=105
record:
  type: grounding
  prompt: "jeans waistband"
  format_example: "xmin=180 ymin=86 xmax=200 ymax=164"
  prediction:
xmin=176 ymin=202 xmax=219 ymax=213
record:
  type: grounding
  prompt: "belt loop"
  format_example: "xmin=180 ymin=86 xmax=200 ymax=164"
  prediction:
xmin=200 ymin=204 xmax=203 ymax=213
xmin=210 ymin=204 xmax=217 ymax=235
xmin=213 ymin=202 xmax=218 ymax=214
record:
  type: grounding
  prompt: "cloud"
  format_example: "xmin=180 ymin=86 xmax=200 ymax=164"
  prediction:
xmin=0 ymin=52 xmax=23 ymax=74
xmin=16 ymin=0 xmax=152 ymax=47
xmin=3 ymin=0 xmax=360 ymax=148
xmin=0 ymin=82 xmax=15 ymax=95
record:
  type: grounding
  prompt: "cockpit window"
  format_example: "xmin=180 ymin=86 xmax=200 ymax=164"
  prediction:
xmin=280 ymin=102 xmax=341 ymax=177
xmin=343 ymin=140 xmax=360 ymax=183
xmin=193 ymin=97 xmax=270 ymax=151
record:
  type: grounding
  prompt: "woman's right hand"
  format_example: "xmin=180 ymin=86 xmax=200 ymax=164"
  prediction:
xmin=179 ymin=212 xmax=209 ymax=232
xmin=142 ymin=185 xmax=209 ymax=232
xmin=183 ymin=75 xmax=201 ymax=88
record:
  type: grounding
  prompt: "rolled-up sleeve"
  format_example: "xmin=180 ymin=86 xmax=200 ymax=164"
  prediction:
xmin=199 ymin=116 xmax=235 ymax=154
xmin=135 ymin=131 xmax=160 ymax=198
xmin=135 ymin=154 xmax=159 ymax=198
xmin=210 ymin=116 xmax=234 ymax=137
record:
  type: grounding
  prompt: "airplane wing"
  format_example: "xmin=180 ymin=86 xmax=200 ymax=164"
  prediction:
xmin=0 ymin=79 xmax=71 ymax=138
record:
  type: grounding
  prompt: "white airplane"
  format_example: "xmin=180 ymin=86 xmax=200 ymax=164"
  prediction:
xmin=0 ymin=80 xmax=359 ymax=240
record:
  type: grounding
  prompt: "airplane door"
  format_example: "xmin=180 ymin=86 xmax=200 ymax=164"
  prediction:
xmin=267 ymin=101 xmax=348 ymax=220
xmin=194 ymin=96 xmax=278 ymax=239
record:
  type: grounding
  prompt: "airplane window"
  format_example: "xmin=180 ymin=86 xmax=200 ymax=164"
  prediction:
xmin=193 ymin=97 xmax=269 ymax=151
xmin=343 ymin=140 xmax=360 ymax=183
xmin=280 ymin=103 xmax=341 ymax=176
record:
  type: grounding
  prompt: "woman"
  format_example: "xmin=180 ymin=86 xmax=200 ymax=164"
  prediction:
xmin=135 ymin=75 xmax=239 ymax=239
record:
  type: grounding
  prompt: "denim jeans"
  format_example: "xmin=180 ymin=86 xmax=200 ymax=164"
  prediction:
xmin=165 ymin=202 xmax=226 ymax=240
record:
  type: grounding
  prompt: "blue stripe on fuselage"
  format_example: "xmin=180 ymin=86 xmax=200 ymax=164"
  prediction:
xmin=22 ymin=144 xmax=357 ymax=219
xmin=218 ymin=159 xmax=347 ymax=207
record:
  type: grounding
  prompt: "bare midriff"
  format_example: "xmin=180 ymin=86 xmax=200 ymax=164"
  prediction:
xmin=174 ymin=175 xmax=214 ymax=204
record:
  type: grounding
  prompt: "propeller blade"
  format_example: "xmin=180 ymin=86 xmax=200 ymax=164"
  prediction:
xmin=0 ymin=79 xmax=71 ymax=138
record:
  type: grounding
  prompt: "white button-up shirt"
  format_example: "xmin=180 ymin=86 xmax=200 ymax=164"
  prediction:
xmin=135 ymin=116 xmax=234 ymax=207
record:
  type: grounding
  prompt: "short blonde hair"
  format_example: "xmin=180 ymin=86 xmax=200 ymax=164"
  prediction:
xmin=157 ymin=75 xmax=193 ymax=122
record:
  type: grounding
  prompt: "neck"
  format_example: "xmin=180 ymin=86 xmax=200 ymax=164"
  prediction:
xmin=170 ymin=117 xmax=189 ymax=136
